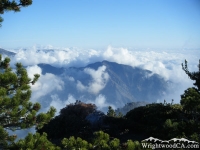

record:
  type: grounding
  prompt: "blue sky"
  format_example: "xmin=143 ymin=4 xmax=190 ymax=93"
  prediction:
xmin=0 ymin=0 xmax=200 ymax=49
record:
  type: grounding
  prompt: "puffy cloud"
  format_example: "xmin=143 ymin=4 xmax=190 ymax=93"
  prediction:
xmin=77 ymin=80 xmax=87 ymax=92
xmin=93 ymin=94 xmax=111 ymax=109
xmin=10 ymin=46 xmax=102 ymax=68
xmin=103 ymin=46 xmax=141 ymax=67
xmin=10 ymin=46 xmax=199 ymax=81
xmin=48 ymin=94 xmax=76 ymax=115
xmin=85 ymin=94 xmax=116 ymax=112
xmin=8 ymin=45 xmax=200 ymax=105
xmin=37 ymin=94 xmax=77 ymax=117
xmin=26 ymin=65 xmax=64 ymax=102
xmin=76 ymin=66 xmax=109 ymax=94
xmin=26 ymin=65 xmax=42 ymax=78
xmin=95 ymin=94 xmax=106 ymax=108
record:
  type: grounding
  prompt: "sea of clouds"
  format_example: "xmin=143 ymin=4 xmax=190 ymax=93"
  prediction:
xmin=8 ymin=45 xmax=199 ymax=111
xmin=6 ymin=45 xmax=199 ymax=139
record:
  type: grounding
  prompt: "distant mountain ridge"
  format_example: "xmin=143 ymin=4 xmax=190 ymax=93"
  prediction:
xmin=0 ymin=48 xmax=171 ymax=110
xmin=0 ymin=48 xmax=16 ymax=56
xmin=83 ymin=61 xmax=169 ymax=103
xmin=37 ymin=60 xmax=170 ymax=109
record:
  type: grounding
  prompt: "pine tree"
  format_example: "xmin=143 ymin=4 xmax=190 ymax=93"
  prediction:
xmin=107 ymin=106 xmax=116 ymax=117
xmin=181 ymin=60 xmax=200 ymax=115
xmin=0 ymin=0 xmax=32 ymax=26
xmin=182 ymin=59 xmax=200 ymax=92
xmin=0 ymin=55 xmax=56 ymax=148
xmin=180 ymin=60 xmax=200 ymax=142
xmin=62 ymin=136 xmax=93 ymax=150
xmin=8 ymin=132 xmax=61 ymax=150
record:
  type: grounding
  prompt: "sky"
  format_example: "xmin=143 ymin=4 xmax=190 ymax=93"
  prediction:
xmin=0 ymin=0 xmax=200 ymax=49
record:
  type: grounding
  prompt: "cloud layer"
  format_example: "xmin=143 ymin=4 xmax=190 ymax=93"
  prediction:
xmin=8 ymin=46 xmax=200 ymax=109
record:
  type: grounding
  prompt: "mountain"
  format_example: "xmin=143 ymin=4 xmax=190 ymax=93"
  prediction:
xmin=38 ymin=63 xmax=65 ymax=75
xmin=0 ymin=48 xmax=171 ymax=111
xmin=37 ymin=61 xmax=171 ymax=110
xmin=0 ymin=48 xmax=16 ymax=56
xmin=86 ymin=61 xmax=169 ymax=103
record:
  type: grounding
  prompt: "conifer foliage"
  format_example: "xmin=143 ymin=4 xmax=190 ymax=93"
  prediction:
xmin=181 ymin=60 xmax=200 ymax=115
xmin=182 ymin=59 xmax=200 ymax=91
xmin=8 ymin=132 xmax=61 ymax=150
xmin=0 ymin=0 xmax=32 ymax=26
xmin=0 ymin=55 xmax=56 ymax=148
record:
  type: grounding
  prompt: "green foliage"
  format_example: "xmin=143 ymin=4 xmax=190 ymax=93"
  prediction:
xmin=62 ymin=136 xmax=92 ymax=150
xmin=109 ymin=138 xmax=120 ymax=150
xmin=107 ymin=106 xmax=123 ymax=118
xmin=163 ymin=119 xmax=180 ymax=138
xmin=107 ymin=106 xmax=116 ymax=117
xmin=180 ymin=60 xmax=200 ymax=141
xmin=0 ymin=55 xmax=56 ymax=149
xmin=180 ymin=87 xmax=200 ymax=114
xmin=61 ymin=131 xmax=143 ymax=150
xmin=0 ymin=125 xmax=16 ymax=148
xmin=93 ymin=130 xmax=121 ymax=150
xmin=8 ymin=132 xmax=60 ymax=150
xmin=126 ymin=140 xmax=140 ymax=150
xmin=93 ymin=131 xmax=110 ymax=147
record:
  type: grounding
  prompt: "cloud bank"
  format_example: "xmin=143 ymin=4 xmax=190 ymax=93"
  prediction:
xmin=8 ymin=46 xmax=200 ymax=107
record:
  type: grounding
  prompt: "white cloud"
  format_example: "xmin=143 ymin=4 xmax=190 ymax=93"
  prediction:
xmin=47 ymin=94 xmax=77 ymax=115
xmin=8 ymin=45 xmax=200 ymax=105
xmin=66 ymin=94 xmax=77 ymax=104
xmin=93 ymin=94 xmax=107 ymax=109
xmin=76 ymin=66 xmax=109 ymax=94
xmin=103 ymin=46 xmax=140 ymax=66
xmin=10 ymin=46 xmax=102 ymax=68
xmin=26 ymin=65 xmax=42 ymax=78
xmin=86 ymin=94 xmax=116 ymax=112
xmin=49 ymin=94 xmax=66 ymax=115
xmin=77 ymin=80 xmax=87 ymax=92
xmin=26 ymin=65 xmax=64 ymax=102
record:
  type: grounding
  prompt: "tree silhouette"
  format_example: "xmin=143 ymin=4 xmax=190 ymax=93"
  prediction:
xmin=37 ymin=101 xmax=97 ymax=143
